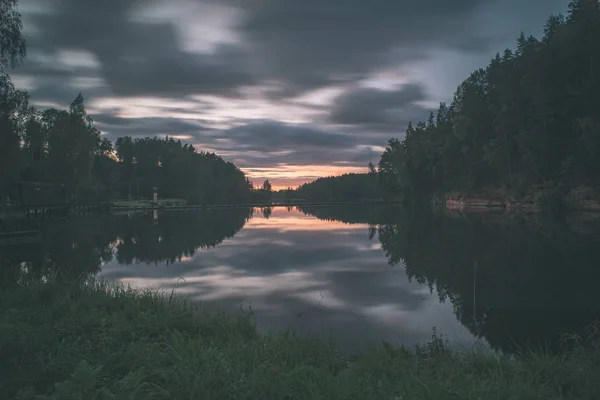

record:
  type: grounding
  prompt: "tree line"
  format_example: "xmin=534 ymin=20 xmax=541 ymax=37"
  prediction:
xmin=277 ymin=171 xmax=381 ymax=203
xmin=377 ymin=0 xmax=600 ymax=208
xmin=0 ymin=0 xmax=272 ymax=206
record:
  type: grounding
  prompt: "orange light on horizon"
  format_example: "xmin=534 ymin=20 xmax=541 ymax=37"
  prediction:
xmin=245 ymin=207 xmax=366 ymax=231
xmin=242 ymin=164 xmax=368 ymax=190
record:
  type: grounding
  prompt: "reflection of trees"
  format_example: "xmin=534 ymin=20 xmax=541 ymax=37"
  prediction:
xmin=3 ymin=216 xmax=117 ymax=282
xmin=3 ymin=208 xmax=252 ymax=282
xmin=115 ymin=208 xmax=252 ymax=264
xmin=297 ymin=204 xmax=405 ymax=225
xmin=261 ymin=207 xmax=272 ymax=219
xmin=379 ymin=211 xmax=600 ymax=353
xmin=300 ymin=205 xmax=600 ymax=354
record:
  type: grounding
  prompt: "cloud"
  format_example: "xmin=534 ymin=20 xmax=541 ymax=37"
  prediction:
xmin=18 ymin=0 xmax=566 ymax=102
xmin=21 ymin=0 xmax=259 ymax=98
xmin=92 ymin=114 xmax=215 ymax=142
xmin=207 ymin=120 xmax=380 ymax=170
xmin=218 ymin=120 xmax=360 ymax=151
xmin=232 ymin=0 xmax=527 ymax=99
xmin=329 ymin=84 xmax=432 ymax=132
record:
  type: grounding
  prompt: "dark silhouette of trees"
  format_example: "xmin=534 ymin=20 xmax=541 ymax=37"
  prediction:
xmin=112 ymin=136 xmax=253 ymax=204
xmin=376 ymin=209 xmax=600 ymax=354
xmin=0 ymin=1 xmax=256 ymax=205
xmin=262 ymin=179 xmax=272 ymax=192
xmin=261 ymin=206 xmax=272 ymax=219
xmin=6 ymin=98 xmax=254 ymax=205
xmin=0 ymin=0 xmax=26 ymax=70
xmin=291 ymin=173 xmax=381 ymax=202
xmin=377 ymin=0 xmax=600 ymax=207
xmin=0 ymin=73 xmax=28 ymax=193
xmin=299 ymin=203 xmax=600 ymax=354
xmin=42 ymin=95 xmax=101 ymax=185
xmin=0 ymin=0 xmax=28 ymax=199
xmin=251 ymin=179 xmax=273 ymax=204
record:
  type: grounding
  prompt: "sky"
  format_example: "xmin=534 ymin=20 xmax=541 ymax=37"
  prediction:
xmin=13 ymin=0 xmax=569 ymax=189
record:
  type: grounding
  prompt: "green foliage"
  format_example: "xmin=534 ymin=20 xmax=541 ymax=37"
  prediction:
xmin=2 ymin=277 xmax=600 ymax=399
xmin=0 ymin=0 xmax=27 ymax=70
xmin=0 ymin=73 xmax=29 ymax=189
xmin=378 ymin=1 xmax=600 ymax=208
xmin=42 ymin=95 xmax=101 ymax=185
xmin=113 ymin=136 xmax=253 ymax=205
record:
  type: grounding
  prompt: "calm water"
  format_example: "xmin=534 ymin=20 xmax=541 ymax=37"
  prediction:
xmin=4 ymin=205 xmax=600 ymax=355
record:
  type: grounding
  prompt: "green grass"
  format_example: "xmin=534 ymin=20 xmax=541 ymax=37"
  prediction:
xmin=112 ymin=199 xmax=187 ymax=208
xmin=1 ymin=277 xmax=600 ymax=399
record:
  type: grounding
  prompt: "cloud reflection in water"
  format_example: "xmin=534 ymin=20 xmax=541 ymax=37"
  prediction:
xmin=100 ymin=207 xmax=480 ymax=354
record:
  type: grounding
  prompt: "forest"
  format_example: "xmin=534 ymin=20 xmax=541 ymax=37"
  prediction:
xmin=277 ymin=171 xmax=380 ymax=203
xmin=0 ymin=84 xmax=264 ymax=204
xmin=0 ymin=0 xmax=271 ymax=206
xmin=377 ymin=0 xmax=600 ymax=208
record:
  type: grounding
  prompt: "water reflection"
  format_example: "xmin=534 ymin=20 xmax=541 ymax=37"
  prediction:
xmin=300 ymin=205 xmax=600 ymax=354
xmin=114 ymin=208 xmax=252 ymax=265
xmin=101 ymin=207 xmax=475 ymax=354
xmin=3 ymin=205 xmax=599 ymax=355
xmin=2 ymin=208 xmax=252 ymax=280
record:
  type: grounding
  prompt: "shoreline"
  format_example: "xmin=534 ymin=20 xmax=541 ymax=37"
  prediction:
xmin=433 ymin=187 xmax=600 ymax=213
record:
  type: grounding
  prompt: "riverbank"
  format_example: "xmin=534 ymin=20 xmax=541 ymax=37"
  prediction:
xmin=1 ymin=278 xmax=599 ymax=399
xmin=434 ymin=185 xmax=600 ymax=212
xmin=110 ymin=199 xmax=397 ymax=212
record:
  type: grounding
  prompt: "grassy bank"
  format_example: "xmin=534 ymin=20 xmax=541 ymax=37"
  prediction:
xmin=1 ymin=279 xmax=599 ymax=400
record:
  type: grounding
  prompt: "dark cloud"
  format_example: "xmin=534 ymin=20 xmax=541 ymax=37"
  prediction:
xmin=233 ymin=0 xmax=502 ymax=98
xmin=18 ymin=0 xmax=568 ymax=101
xmin=22 ymin=0 xmax=259 ymax=98
xmin=219 ymin=120 xmax=360 ymax=151
xmin=27 ymin=81 xmax=109 ymax=109
xmin=92 ymin=114 xmax=215 ymax=142
xmin=330 ymin=84 xmax=432 ymax=132
xmin=229 ymin=146 xmax=377 ymax=169
xmin=207 ymin=120 xmax=380 ymax=167
xmin=13 ymin=0 xmax=573 ymax=180
xmin=11 ymin=48 xmax=108 ymax=107
xmin=100 ymin=44 xmax=258 ymax=98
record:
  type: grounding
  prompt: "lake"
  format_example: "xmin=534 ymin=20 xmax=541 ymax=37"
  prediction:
xmin=3 ymin=204 xmax=600 ymax=355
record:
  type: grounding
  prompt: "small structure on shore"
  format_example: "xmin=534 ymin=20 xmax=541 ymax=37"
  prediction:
xmin=152 ymin=187 xmax=158 ymax=206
